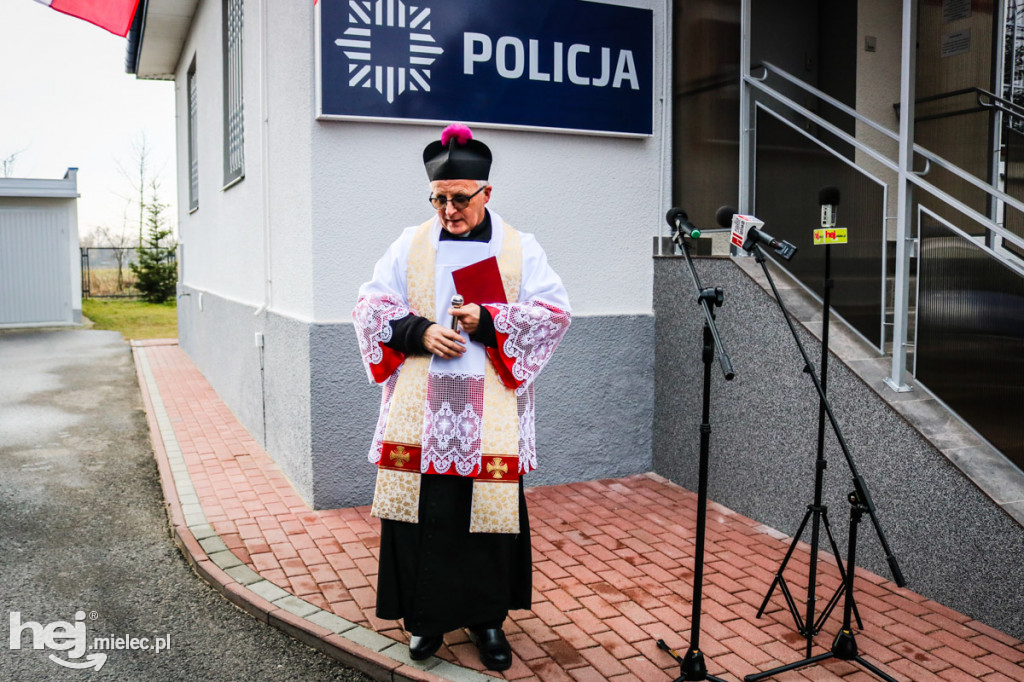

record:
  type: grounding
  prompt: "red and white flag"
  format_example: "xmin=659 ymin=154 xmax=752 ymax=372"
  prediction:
xmin=35 ymin=0 xmax=141 ymax=37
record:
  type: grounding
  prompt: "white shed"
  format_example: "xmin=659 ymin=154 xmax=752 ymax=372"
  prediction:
xmin=0 ymin=168 xmax=82 ymax=328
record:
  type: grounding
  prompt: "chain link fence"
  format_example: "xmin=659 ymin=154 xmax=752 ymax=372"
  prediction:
xmin=81 ymin=247 xmax=176 ymax=298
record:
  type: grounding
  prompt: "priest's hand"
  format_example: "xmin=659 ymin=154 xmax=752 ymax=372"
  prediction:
xmin=423 ymin=323 xmax=466 ymax=359
xmin=450 ymin=303 xmax=481 ymax=334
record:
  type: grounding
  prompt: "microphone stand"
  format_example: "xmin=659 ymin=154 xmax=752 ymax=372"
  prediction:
xmin=742 ymin=243 xmax=905 ymax=681
xmin=755 ymin=242 xmax=862 ymax=654
xmin=747 ymin=487 xmax=898 ymax=682
xmin=656 ymin=228 xmax=733 ymax=682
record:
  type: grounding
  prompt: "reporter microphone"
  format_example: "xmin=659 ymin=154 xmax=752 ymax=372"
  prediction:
xmin=819 ymin=186 xmax=840 ymax=228
xmin=665 ymin=208 xmax=702 ymax=242
xmin=450 ymin=294 xmax=464 ymax=331
xmin=716 ymin=205 xmax=798 ymax=261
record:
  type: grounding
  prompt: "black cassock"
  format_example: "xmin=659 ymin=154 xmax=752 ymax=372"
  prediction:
xmin=375 ymin=474 xmax=532 ymax=636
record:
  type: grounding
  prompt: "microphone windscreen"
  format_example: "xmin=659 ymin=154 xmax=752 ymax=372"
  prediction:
xmin=665 ymin=207 xmax=688 ymax=226
xmin=818 ymin=186 xmax=840 ymax=206
xmin=715 ymin=205 xmax=736 ymax=228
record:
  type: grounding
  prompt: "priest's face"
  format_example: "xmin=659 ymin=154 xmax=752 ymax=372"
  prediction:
xmin=431 ymin=179 xmax=491 ymax=235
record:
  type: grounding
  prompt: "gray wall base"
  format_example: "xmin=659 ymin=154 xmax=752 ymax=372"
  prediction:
xmin=311 ymin=314 xmax=656 ymax=508
xmin=178 ymin=286 xmax=654 ymax=511
xmin=177 ymin=285 xmax=313 ymax=503
xmin=653 ymin=256 xmax=1024 ymax=639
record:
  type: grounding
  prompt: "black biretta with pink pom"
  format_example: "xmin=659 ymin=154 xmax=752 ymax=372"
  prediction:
xmin=423 ymin=124 xmax=492 ymax=181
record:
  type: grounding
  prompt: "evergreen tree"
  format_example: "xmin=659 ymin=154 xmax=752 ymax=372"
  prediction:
xmin=130 ymin=183 xmax=178 ymax=303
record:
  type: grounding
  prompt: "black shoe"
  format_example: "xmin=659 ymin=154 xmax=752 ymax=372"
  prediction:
xmin=469 ymin=627 xmax=512 ymax=671
xmin=408 ymin=634 xmax=443 ymax=661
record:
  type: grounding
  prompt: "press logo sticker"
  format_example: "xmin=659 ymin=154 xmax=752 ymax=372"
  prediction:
xmin=8 ymin=610 xmax=171 ymax=671
xmin=813 ymin=228 xmax=848 ymax=245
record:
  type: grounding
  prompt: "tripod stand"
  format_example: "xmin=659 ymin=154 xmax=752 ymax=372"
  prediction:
xmin=655 ymin=226 xmax=733 ymax=682
xmin=755 ymin=243 xmax=862 ymax=655
xmin=745 ymin=486 xmax=898 ymax=681
xmin=743 ymin=241 xmax=905 ymax=681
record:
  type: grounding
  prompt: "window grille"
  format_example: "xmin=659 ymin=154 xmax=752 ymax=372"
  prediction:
xmin=187 ymin=59 xmax=199 ymax=210
xmin=223 ymin=0 xmax=244 ymax=186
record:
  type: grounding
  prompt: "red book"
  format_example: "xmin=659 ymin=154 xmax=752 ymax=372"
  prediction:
xmin=451 ymin=256 xmax=506 ymax=305
xmin=451 ymin=257 xmax=521 ymax=389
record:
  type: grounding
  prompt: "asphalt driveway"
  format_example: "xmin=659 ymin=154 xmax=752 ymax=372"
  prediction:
xmin=0 ymin=329 xmax=371 ymax=681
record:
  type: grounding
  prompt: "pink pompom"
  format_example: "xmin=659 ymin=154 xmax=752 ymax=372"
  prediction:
xmin=440 ymin=123 xmax=473 ymax=146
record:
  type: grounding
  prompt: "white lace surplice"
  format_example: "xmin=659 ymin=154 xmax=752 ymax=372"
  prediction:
xmin=353 ymin=210 xmax=571 ymax=476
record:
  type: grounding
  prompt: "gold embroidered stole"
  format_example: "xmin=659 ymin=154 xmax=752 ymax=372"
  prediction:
xmin=370 ymin=219 xmax=523 ymax=533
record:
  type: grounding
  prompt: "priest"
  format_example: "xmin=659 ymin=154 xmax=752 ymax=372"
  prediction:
xmin=352 ymin=124 xmax=571 ymax=671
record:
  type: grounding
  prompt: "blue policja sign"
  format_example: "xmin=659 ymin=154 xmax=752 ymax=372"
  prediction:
xmin=317 ymin=0 xmax=653 ymax=136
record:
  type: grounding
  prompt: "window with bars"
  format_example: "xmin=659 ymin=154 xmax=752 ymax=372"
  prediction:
xmin=187 ymin=59 xmax=199 ymax=211
xmin=222 ymin=0 xmax=244 ymax=187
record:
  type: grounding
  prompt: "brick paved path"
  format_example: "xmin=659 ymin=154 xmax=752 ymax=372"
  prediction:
xmin=135 ymin=342 xmax=1024 ymax=682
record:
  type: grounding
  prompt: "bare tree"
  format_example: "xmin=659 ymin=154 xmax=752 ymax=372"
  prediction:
xmin=93 ymin=211 xmax=136 ymax=293
xmin=1 ymin=147 xmax=27 ymax=178
xmin=115 ymin=134 xmax=167 ymax=248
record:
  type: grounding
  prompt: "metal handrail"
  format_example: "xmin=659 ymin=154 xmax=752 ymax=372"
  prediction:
xmin=976 ymin=88 xmax=1024 ymax=121
xmin=743 ymin=75 xmax=899 ymax=173
xmin=889 ymin=86 xmax=1024 ymax=124
xmin=757 ymin=61 xmax=899 ymax=143
xmin=750 ymin=63 xmax=1024 ymax=241
xmin=746 ymin=62 xmax=1024 ymax=257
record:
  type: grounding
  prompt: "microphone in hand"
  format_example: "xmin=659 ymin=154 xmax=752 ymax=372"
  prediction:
xmin=450 ymin=294 xmax=464 ymax=331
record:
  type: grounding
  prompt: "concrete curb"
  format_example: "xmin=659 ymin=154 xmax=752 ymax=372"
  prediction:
xmin=132 ymin=342 xmax=496 ymax=682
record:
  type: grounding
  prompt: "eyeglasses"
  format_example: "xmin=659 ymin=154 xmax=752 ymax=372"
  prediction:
xmin=429 ymin=184 xmax=487 ymax=211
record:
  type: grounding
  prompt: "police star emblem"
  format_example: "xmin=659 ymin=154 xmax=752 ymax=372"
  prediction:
xmin=334 ymin=0 xmax=444 ymax=104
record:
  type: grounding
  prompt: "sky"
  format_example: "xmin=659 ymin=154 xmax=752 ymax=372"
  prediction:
xmin=0 ymin=1 xmax=177 ymax=242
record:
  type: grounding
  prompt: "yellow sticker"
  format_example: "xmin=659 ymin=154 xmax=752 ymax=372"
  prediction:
xmin=813 ymin=228 xmax=848 ymax=245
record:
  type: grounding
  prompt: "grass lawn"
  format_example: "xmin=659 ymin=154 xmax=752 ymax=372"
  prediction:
xmin=82 ymin=298 xmax=178 ymax=340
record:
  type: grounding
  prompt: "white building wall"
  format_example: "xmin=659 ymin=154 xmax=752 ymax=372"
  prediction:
xmin=857 ymin=0 xmax=902 ymax=235
xmin=173 ymin=0 xmax=280 ymax=314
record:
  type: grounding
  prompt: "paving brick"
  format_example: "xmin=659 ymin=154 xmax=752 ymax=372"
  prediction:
xmin=540 ymin=639 xmax=589 ymax=670
xmin=567 ymin=665 xmax=611 ymax=681
xmin=615 ymin=600 xmax=660 ymax=627
xmin=525 ymin=657 xmax=577 ymax=682
xmin=931 ymin=646 xmax=996 ymax=678
xmin=887 ymin=657 xmax=954 ymax=681
xmin=970 ymin=635 xmax=1024 ymax=663
xmin=542 ymin=587 xmax=582 ymax=614
xmin=979 ymin=671 xmax=1024 ymax=682
xmin=620 ymin=586 xmax=661 ymax=609
xmin=591 ymin=630 xmax=641 ymax=662
xmin=603 ymin=615 xmax=652 ymax=644
xmin=567 ymin=605 xmax=612 ymax=636
xmin=621 ymin=654 xmax=673 ymax=681
xmin=516 ymin=617 xmax=560 ymax=644
xmin=590 ymin=581 xmax=629 ymax=604
xmin=532 ymin=600 xmax=573 ymax=628
xmin=722 ymin=615 xmax=775 ymax=646
xmin=552 ymin=622 xmax=598 ymax=650
xmin=885 ymin=622 xmax=944 ymax=652
xmin=975 ymin=653 xmax=1024 ymax=680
